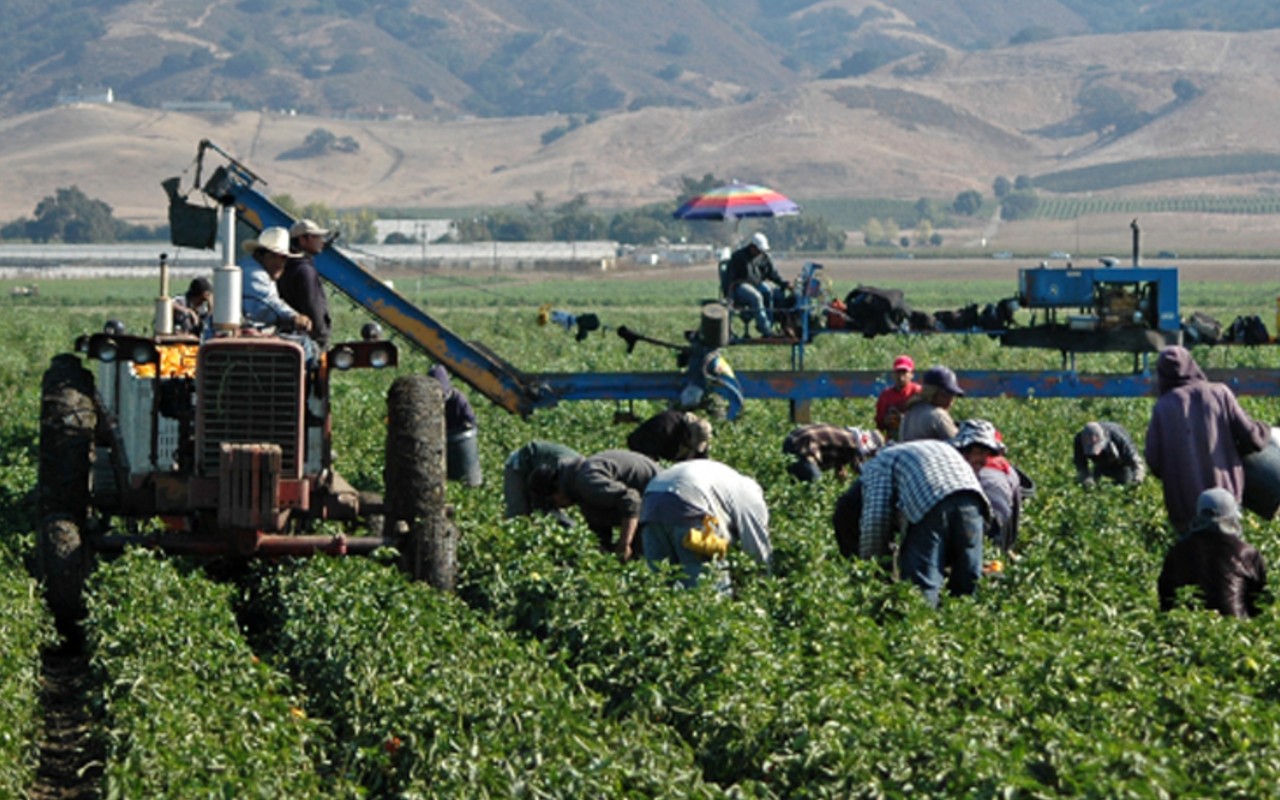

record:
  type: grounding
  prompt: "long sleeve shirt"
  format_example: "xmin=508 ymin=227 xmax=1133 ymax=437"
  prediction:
xmin=897 ymin=402 xmax=958 ymax=443
xmin=724 ymin=246 xmax=784 ymax=291
xmin=641 ymin=459 xmax=771 ymax=566
xmin=1073 ymin=421 xmax=1143 ymax=482
xmin=279 ymin=255 xmax=332 ymax=347
xmin=782 ymin=424 xmax=866 ymax=472
xmin=858 ymin=440 xmax=988 ymax=559
xmin=240 ymin=255 xmax=299 ymax=327
xmin=978 ymin=457 xmax=1021 ymax=550
xmin=1146 ymin=382 xmax=1269 ymax=531
xmin=561 ymin=450 xmax=660 ymax=534
xmin=428 ymin=364 xmax=478 ymax=431
xmin=1158 ymin=528 xmax=1267 ymax=618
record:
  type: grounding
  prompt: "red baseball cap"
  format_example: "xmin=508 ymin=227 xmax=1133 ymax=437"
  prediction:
xmin=892 ymin=355 xmax=914 ymax=371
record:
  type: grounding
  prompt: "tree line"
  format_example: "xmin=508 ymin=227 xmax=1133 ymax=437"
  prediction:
xmin=0 ymin=175 xmax=1040 ymax=251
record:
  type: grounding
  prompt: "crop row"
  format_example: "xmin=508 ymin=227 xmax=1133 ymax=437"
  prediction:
xmin=84 ymin=550 xmax=336 ymax=797
xmin=0 ymin=550 xmax=54 ymax=796
xmin=252 ymin=553 xmax=719 ymax=797
xmin=1033 ymin=153 xmax=1280 ymax=194
xmin=1036 ymin=195 xmax=1280 ymax=220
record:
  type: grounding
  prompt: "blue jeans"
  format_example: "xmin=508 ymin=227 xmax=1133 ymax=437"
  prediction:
xmin=642 ymin=521 xmax=730 ymax=592
xmin=732 ymin=283 xmax=782 ymax=336
xmin=897 ymin=492 xmax=985 ymax=607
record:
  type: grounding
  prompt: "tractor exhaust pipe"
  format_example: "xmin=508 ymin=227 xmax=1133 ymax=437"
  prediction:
xmin=1130 ymin=218 xmax=1141 ymax=267
xmin=153 ymin=252 xmax=174 ymax=334
xmin=213 ymin=203 xmax=242 ymax=333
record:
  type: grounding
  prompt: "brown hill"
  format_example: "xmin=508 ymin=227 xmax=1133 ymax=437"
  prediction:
xmin=5 ymin=27 xmax=1280 ymax=226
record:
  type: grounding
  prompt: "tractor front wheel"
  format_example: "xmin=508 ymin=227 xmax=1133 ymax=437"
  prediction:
xmin=38 ymin=353 xmax=96 ymax=520
xmin=384 ymin=375 xmax=457 ymax=590
xmin=37 ymin=354 xmax=98 ymax=634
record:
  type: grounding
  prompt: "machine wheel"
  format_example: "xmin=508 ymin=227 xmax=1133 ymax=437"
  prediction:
xmin=38 ymin=514 xmax=89 ymax=635
xmin=37 ymin=355 xmax=97 ymax=634
xmin=384 ymin=375 xmax=457 ymax=591
xmin=38 ymin=354 xmax=97 ymax=521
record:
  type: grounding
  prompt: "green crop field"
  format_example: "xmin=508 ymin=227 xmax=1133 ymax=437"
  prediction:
xmin=5 ymin=271 xmax=1280 ymax=797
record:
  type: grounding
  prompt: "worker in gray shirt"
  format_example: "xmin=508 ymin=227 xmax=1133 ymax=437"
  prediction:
xmin=530 ymin=449 xmax=660 ymax=561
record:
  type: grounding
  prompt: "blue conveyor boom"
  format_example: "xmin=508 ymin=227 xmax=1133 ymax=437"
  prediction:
xmin=200 ymin=142 xmax=548 ymax=416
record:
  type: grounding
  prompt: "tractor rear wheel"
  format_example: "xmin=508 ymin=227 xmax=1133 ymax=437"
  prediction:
xmin=37 ymin=355 xmax=97 ymax=633
xmin=384 ymin=375 xmax=457 ymax=591
xmin=39 ymin=515 xmax=89 ymax=637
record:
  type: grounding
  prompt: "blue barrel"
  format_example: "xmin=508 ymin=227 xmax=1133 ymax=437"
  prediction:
xmin=1242 ymin=439 xmax=1280 ymax=520
xmin=446 ymin=427 xmax=483 ymax=487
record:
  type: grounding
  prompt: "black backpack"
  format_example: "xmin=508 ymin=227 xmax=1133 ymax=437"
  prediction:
xmin=1226 ymin=315 xmax=1270 ymax=346
xmin=843 ymin=285 xmax=909 ymax=337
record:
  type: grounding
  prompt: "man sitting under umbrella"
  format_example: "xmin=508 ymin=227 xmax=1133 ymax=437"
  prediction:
xmin=723 ymin=232 xmax=787 ymax=337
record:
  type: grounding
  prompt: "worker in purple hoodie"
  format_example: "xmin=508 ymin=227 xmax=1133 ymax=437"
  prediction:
xmin=1145 ymin=345 xmax=1270 ymax=532
xmin=429 ymin=364 xmax=482 ymax=486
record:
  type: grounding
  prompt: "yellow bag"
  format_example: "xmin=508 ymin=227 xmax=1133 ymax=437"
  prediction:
xmin=683 ymin=515 xmax=729 ymax=558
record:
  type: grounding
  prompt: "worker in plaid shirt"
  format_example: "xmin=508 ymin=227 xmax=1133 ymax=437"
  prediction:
xmin=783 ymin=424 xmax=883 ymax=481
xmin=857 ymin=439 xmax=990 ymax=606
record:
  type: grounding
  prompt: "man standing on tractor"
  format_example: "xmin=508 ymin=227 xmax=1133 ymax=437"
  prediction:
xmin=283 ymin=219 xmax=334 ymax=349
xmin=240 ymin=227 xmax=313 ymax=335
xmin=240 ymin=227 xmax=317 ymax=368
xmin=723 ymin=232 xmax=787 ymax=337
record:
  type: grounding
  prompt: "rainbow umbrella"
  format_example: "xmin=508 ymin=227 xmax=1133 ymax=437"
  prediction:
xmin=673 ymin=181 xmax=800 ymax=223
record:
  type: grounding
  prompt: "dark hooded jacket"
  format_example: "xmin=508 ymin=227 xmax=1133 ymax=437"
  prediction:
xmin=1144 ymin=346 xmax=1269 ymax=532
xmin=723 ymin=244 xmax=784 ymax=293
xmin=1158 ymin=525 xmax=1266 ymax=618
xmin=428 ymin=364 xmax=478 ymax=432
xmin=1073 ymin=421 xmax=1144 ymax=485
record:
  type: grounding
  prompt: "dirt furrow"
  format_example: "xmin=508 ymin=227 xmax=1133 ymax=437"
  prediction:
xmin=27 ymin=641 xmax=104 ymax=800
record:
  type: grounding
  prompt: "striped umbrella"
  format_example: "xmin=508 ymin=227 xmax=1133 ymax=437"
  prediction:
xmin=673 ymin=181 xmax=800 ymax=222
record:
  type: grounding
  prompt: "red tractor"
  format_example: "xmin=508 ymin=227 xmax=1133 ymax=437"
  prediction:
xmin=36 ymin=319 xmax=456 ymax=631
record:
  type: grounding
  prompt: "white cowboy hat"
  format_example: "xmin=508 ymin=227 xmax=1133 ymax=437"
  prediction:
xmin=241 ymin=226 xmax=300 ymax=257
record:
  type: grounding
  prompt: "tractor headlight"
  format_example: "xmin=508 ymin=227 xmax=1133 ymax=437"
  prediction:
xmin=331 ymin=347 xmax=356 ymax=371
xmin=98 ymin=339 xmax=119 ymax=362
xmin=369 ymin=346 xmax=391 ymax=369
xmin=130 ymin=342 xmax=156 ymax=364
